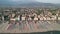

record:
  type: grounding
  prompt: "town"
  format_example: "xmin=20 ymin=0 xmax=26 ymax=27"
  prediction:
xmin=0 ymin=8 xmax=60 ymax=33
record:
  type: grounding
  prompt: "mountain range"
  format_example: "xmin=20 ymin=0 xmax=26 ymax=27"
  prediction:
xmin=0 ymin=0 xmax=60 ymax=8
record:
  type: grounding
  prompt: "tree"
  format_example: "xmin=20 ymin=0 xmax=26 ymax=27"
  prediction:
xmin=49 ymin=10 xmax=57 ymax=15
xmin=36 ymin=9 xmax=43 ymax=15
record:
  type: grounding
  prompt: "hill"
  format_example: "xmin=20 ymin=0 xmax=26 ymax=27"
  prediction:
xmin=0 ymin=0 xmax=60 ymax=8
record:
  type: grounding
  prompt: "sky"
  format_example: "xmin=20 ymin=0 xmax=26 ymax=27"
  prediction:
xmin=9 ymin=0 xmax=60 ymax=4
xmin=0 ymin=0 xmax=60 ymax=4
xmin=36 ymin=0 xmax=60 ymax=4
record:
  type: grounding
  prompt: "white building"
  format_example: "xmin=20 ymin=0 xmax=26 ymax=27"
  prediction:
xmin=22 ymin=16 xmax=25 ymax=20
xmin=40 ymin=17 xmax=44 ymax=20
xmin=46 ymin=17 xmax=51 ymax=20
xmin=43 ymin=17 xmax=47 ymax=20
xmin=51 ymin=15 xmax=56 ymax=20
xmin=58 ymin=17 xmax=60 ymax=20
xmin=10 ymin=18 xmax=15 ymax=21
xmin=34 ymin=17 xmax=38 ymax=20
xmin=28 ymin=17 xmax=32 ymax=20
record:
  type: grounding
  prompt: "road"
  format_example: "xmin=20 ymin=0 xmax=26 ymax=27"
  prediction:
xmin=0 ymin=21 xmax=60 ymax=33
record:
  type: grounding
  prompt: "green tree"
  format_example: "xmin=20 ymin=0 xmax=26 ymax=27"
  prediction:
xmin=36 ymin=9 xmax=43 ymax=15
xmin=49 ymin=10 xmax=57 ymax=15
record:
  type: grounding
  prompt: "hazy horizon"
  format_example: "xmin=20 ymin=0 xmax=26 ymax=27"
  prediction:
xmin=0 ymin=0 xmax=60 ymax=4
xmin=36 ymin=0 xmax=60 ymax=4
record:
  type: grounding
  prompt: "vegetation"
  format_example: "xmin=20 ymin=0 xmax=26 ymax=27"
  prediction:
xmin=49 ymin=10 xmax=57 ymax=15
xmin=36 ymin=9 xmax=43 ymax=15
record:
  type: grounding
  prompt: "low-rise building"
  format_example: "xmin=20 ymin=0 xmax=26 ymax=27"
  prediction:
xmin=58 ymin=17 xmax=60 ymax=20
xmin=21 ymin=16 xmax=25 ymax=21
xmin=39 ymin=14 xmax=44 ymax=20
xmin=43 ymin=17 xmax=47 ymax=20
xmin=51 ymin=15 xmax=56 ymax=20
xmin=34 ymin=17 xmax=38 ymax=21
xmin=46 ymin=17 xmax=51 ymax=20
xmin=28 ymin=17 xmax=32 ymax=20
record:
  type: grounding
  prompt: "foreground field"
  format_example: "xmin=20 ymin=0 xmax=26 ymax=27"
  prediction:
xmin=0 ymin=21 xmax=60 ymax=33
